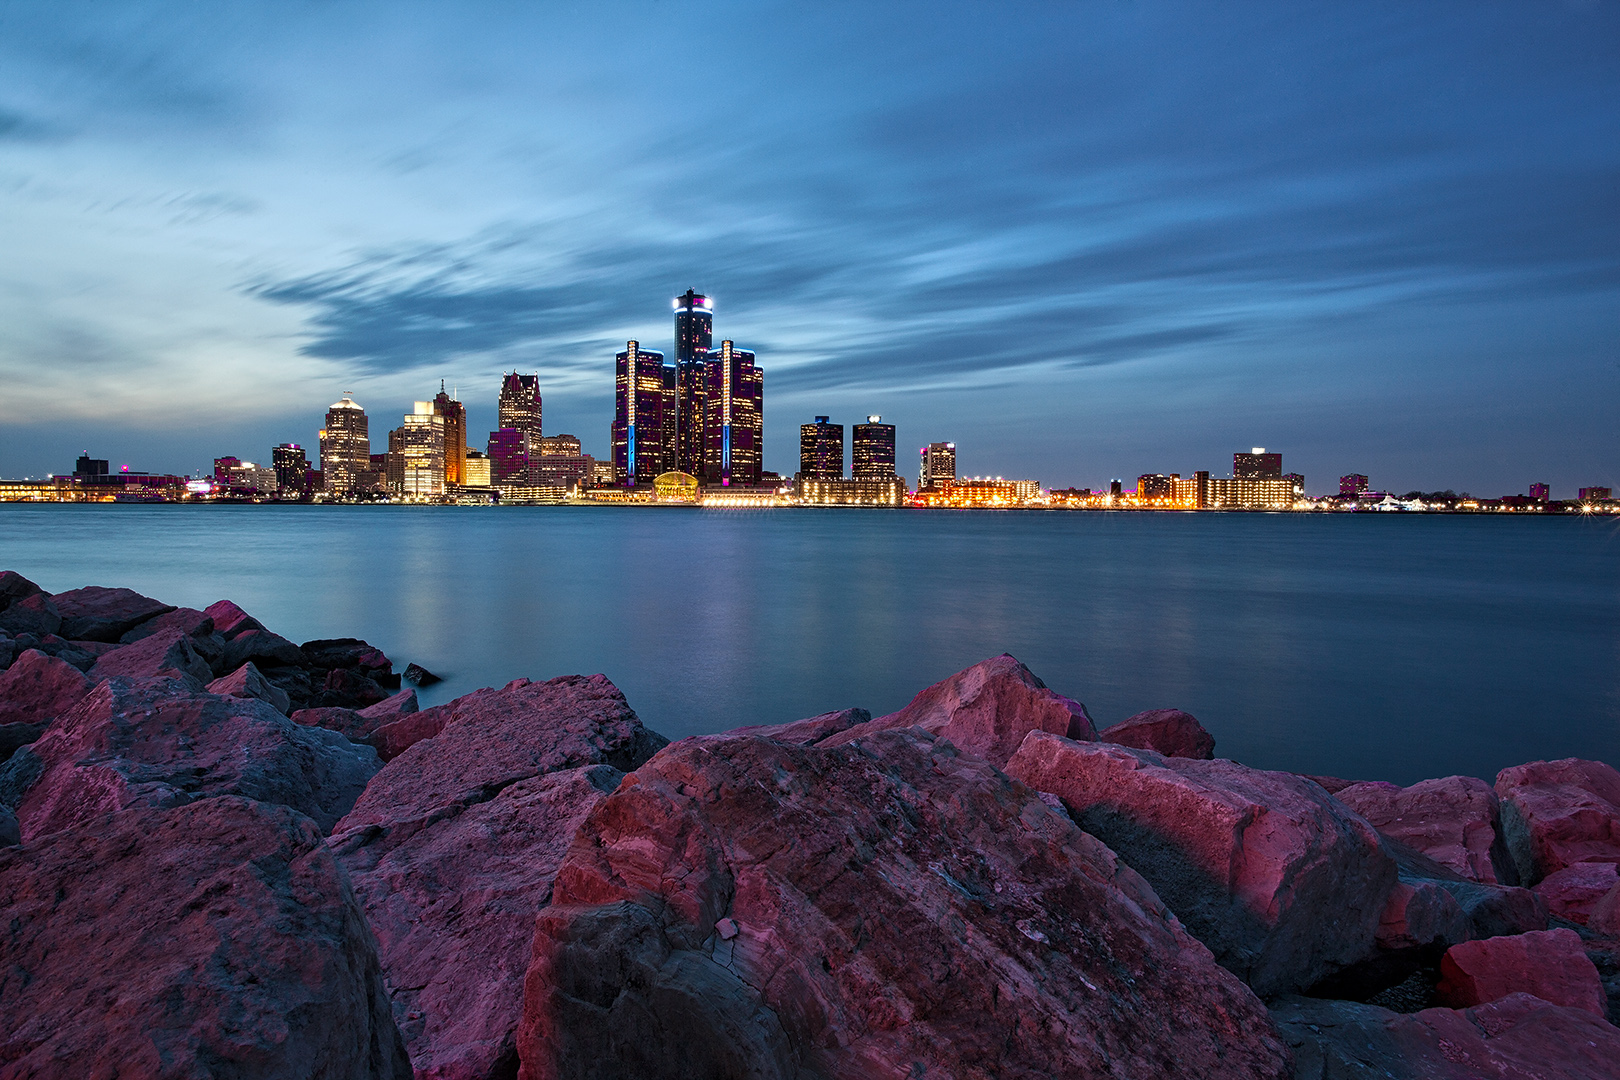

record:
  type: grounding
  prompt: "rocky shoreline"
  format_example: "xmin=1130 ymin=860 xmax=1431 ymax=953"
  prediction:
xmin=2 ymin=571 xmax=1618 ymax=1079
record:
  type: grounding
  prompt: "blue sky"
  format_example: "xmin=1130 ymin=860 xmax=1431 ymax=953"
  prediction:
xmin=1 ymin=1 xmax=1615 ymax=494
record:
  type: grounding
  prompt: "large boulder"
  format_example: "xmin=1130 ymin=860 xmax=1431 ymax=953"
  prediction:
xmin=89 ymin=626 xmax=215 ymax=684
xmin=0 ymin=570 xmax=45 ymax=611
xmin=223 ymin=627 xmax=307 ymax=671
xmin=117 ymin=605 xmax=213 ymax=643
xmin=292 ymin=691 xmax=418 ymax=743
xmin=1272 ymin=992 xmax=1620 ymax=1080
xmin=1381 ymin=838 xmax=1548 ymax=940
xmin=209 ymin=660 xmax=293 ymax=715
xmin=518 ymin=729 xmax=1290 ymax=1080
xmin=0 ymin=803 xmax=16 ymax=846
xmin=819 ymin=653 xmax=1096 ymax=767
xmin=0 ymin=648 xmax=95 ymax=729
xmin=1534 ymin=860 xmax=1620 ymax=925
xmin=359 ymin=687 xmax=417 ymax=723
xmin=332 ymin=766 xmax=625 ymax=1080
xmin=204 ymin=598 xmax=265 ymax=639
xmin=50 ymin=585 xmax=175 ymax=642
xmin=0 ymin=797 xmax=411 ymax=1078
xmin=1337 ymin=775 xmax=1515 ymax=885
xmin=3 ymin=675 xmax=380 ymax=841
xmin=1495 ymin=758 xmax=1620 ymax=884
xmin=0 ymin=593 xmax=61 ymax=637
xmin=1006 ymin=732 xmax=1398 ymax=995
xmin=1101 ymin=708 xmax=1216 ymax=759
xmin=715 ymin=706 xmax=871 ymax=745
xmin=1436 ymin=928 xmax=1608 ymax=1017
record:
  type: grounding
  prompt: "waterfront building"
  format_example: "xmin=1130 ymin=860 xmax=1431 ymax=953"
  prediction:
xmin=213 ymin=457 xmax=240 ymax=483
xmin=273 ymin=444 xmax=309 ymax=494
xmin=360 ymin=453 xmax=388 ymax=492
xmin=799 ymin=416 xmax=845 ymax=480
xmin=464 ymin=449 xmax=492 ymax=487
xmin=498 ymin=373 xmax=542 ymax=446
xmin=674 ymin=290 xmax=713 ymax=477
xmin=532 ymin=454 xmax=597 ymax=490
xmin=913 ymin=478 xmax=1039 ymax=508
xmin=798 ymin=477 xmax=907 ymax=506
xmin=433 ymin=384 xmax=467 ymax=486
xmin=1529 ymin=483 xmax=1550 ymax=502
xmin=74 ymin=454 xmax=109 ymax=477
xmin=1137 ymin=474 xmax=1177 ymax=505
xmin=1234 ymin=448 xmax=1283 ymax=479
xmin=320 ymin=395 xmax=370 ymax=494
xmin=398 ymin=402 xmax=446 ymax=497
xmin=852 ymin=416 xmax=897 ymax=479
xmin=612 ymin=340 xmax=669 ymax=486
xmin=535 ymin=434 xmax=582 ymax=457
xmin=654 ymin=471 xmax=701 ymax=503
xmin=1580 ymin=487 xmax=1612 ymax=501
xmin=487 ymin=428 xmax=529 ymax=484
xmin=703 ymin=340 xmax=764 ymax=486
xmin=1340 ymin=474 xmax=1370 ymax=498
xmin=589 ymin=460 xmax=617 ymax=488
xmin=919 ymin=442 xmax=956 ymax=490
xmin=1206 ymin=476 xmax=1297 ymax=509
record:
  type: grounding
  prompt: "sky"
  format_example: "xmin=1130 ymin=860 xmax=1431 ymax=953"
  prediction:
xmin=0 ymin=1 xmax=1616 ymax=495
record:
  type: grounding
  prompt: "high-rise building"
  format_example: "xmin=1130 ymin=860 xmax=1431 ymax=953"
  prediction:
xmin=535 ymin=434 xmax=582 ymax=457
xmin=273 ymin=444 xmax=309 ymax=494
xmin=464 ymin=450 xmax=492 ymax=487
xmin=487 ymin=429 xmax=529 ymax=484
xmin=320 ymin=395 xmax=370 ymax=494
xmin=386 ymin=428 xmax=406 ymax=492
xmin=799 ymin=416 xmax=844 ymax=480
xmin=1340 ymin=474 xmax=1369 ymax=498
xmin=703 ymin=340 xmax=763 ymax=486
xmin=919 ymin=442 xmax=956 ymax=490
xmin=612 ymin=340 xmax=669 ymax=486
xmin=433 ymin=383 xmax=467 ymax=486
xmin=1137 ymin=474 xmax=1177 ymax=503
xmin=398 ymin=402 xmax=446 ymax=497
xmin=674 ymin=290 xmax=713 ymax=476
xmin=660 ymin=365 xmax=678 ymax=473
xmin=1234 ymin=448 xmax=1283 ymax=479
xmin=1529 ymin=483 xmax=1550 ymax=502
xmin=498 ymin=373 xmax=542 ymax=446
xmin=852 ymin=416 xmax=896 ymax=479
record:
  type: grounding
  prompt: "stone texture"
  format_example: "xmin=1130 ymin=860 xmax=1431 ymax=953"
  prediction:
xmin=1272 ymin=992 xmax=1620 ymax=1080
xmin=223 ymin=626 xmax=307 ymax=671
xmin=303 ymin=637 xmax=395 ymax=676
xmin=0 ymin=648 xmax=95 ymax=729
xmin=0 ymin=594 xmax=61 ymax=637
xmin=1101 ymin=708 xmax=1216 ymax=759
xmin=1436 ymin=929 xmax=1607 ymax=1017
xmin=49 ymin=585 xmax=175 ymax=642
xmin=358 ymin=687 xmax=417 ymax=723
xmin=293 ymin=705 xmax=370 ymax=739
xmin=0 ymin=803 xmax=15 ymax=846
xmin=715 ymin=706 xmax=871 ymax=745
xmin=208 ymin=660 xmax=293 ymax=714
xmin=1381 ymin=837 xmax=1548 ymax=940
xmin=204 ymin=598 xmax=265 ymax=638
xmin=117 ymin=605 xmax=214 ymax=643
xmin=1006 ymin=731 xmax=1398 ymax=995
xmin=0 ymin=570 xmax=45 ymax=611
xmin=88 ymin=625 xmax=215 ymax=684
xmin=1533 ymin=860 xmax=1620 ymax=925
xmin=1589 ymin=880 xmax=1620 ymax=936
xmin=518 ymin=728 xmax=1290 ymax=1080
xmin=1337 ymin=774 xmax=1515 ymax=885
xmin=3 ymin=675 xmax=380 ymax=841
xmin=1376 ymin=879 xmax=1470 ymax=951
xmin=0 ymin=723 xmax=42 ymax=766
xmin=820 ymin=653 xmax=1097 ymax=767
xmin=0 ymin=797 xmax=411 ymax=1078
xmin=1495 ymin=757 xmax=1620 ymax=884
xmin=332 ymin=766 xmax=623 ymax=1080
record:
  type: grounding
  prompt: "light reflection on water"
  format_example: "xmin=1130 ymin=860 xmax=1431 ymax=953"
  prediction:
xmin=2 ymin=503 xmax=1615 ymax=784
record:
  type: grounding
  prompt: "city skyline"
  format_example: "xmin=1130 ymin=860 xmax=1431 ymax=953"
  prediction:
xmin=0 ymin=4 xmax=1615 ymax=492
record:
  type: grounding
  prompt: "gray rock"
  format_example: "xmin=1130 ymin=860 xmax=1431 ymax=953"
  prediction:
xmin=208 ymin=660 xmax=293 ymax=715
xmin=89 ymin=626 xmax=215 ymax=684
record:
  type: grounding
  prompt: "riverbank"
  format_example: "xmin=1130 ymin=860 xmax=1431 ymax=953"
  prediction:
xmin=2 ymin=572 xmax=1619 ymax=1077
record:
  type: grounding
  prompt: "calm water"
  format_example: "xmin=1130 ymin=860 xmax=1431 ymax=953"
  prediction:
xmin=2 ymin=504 xmax=1616 ymax=784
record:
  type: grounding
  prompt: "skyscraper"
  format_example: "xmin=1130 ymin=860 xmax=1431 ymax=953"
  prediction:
xmin=703 ymin=340 xmax=763 ymax=486
xmin=919 ymin=442 xmax=956 ymax=490
xmin=272 ymin=444 xmax=309 ymax=494
xmin=799 ymin=416 xmax=845 ymax=480
xmin=486 ymin=429 xmax=529 ymax=484
xmin=433 ymin=383 xmax=467 ymax=486
xmin=852 ymin=416 xmax=896 ymax=479
xmin=1234 ymin=448 xmax=1283 ymax=479
xmin=660 ymin=364 xmax=678 ymax=473
xmin=498 ymin=373 xmax=542 ymax=447
xmin=399 ymin=402 xmax=446 ymax=497
xmin=320 ymin=395 xmax=370 ymax=494
xmin=673 ymin=290 xmax=712 ymax=476
xmin=612 ymin=340 xmax=669 ymax=485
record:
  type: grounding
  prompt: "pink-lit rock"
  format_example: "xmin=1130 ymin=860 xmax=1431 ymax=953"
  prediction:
xmin=1101 ymin=708 xmax=1217 ymax=759
xmin=1337 ymin=774 xmax=1513 ymax=884
xmin=117 ymin=605 xmax=214 ymax=643
xmin=208 ymin=660 xmax=292 ymax=715
xmin=0 ymin=593 xmax=61 ymax=637
xmin=1533 ymin=860 xmax=1620 ymax=925
xmin=89 ymin=626 xmax=215 ymax=684
xmin=358 ymin=687 xmax=416 ymax=723
xmin=0 ymin=648 xmax=95 ymax=729
xmin=203 ymin=598 xmax=265 ymax=639
xmin=518 ymin=728 xmax=1289 ymax=1080
xmin=50 ymin=585 xmax=175 ymax=642
xmin=712 ymin=706 xmax=870 ymax=744
xmin=1588 ymin=880 xmax=1620 ymax=936
xmin=1436 ymin=928 xmax=1607 ymax=1016
xmin=820 ymin=653 xmax=1096 ymax=767
xmin=0 ymin=797 xmax=410 ymax=1078
xmin=0 ymin=570 xmax=45 ymax=610
xmin=1495 ymin=758 xmax=1620 ymax=883
xmin=1376 ymin=878 xmax=1470 ymax=951
xmin=1006 ymin=731 xmax=1397 ymax=994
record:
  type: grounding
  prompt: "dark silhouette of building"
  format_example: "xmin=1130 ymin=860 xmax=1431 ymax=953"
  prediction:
xmin=273 ymin=444 xmax=309 ymax=493
xmin=1580 ymin=487 xmax=1612 ymax=501
xmin=74 ymin=454 xmax=109 ymax=477
xmin=1234 ymin=448 xmax=1283 ymax=479
xmin=1529 ymin=483 xmax=1550 ymax=502
xmin=487 ymin=428 xmax=529 ymax=485
xmin=919 ymin=442 xmax=956 ymax=489
xmin=498 ymin=373 xmax=542 ymax=447
xmin=674 ymin=290 xmax=713 ymax=477
xmin=800 ymin=416 xmax=845 ymax=480
xmin=703 ymin=340 xmax=763 ymax=486
xmin=612 ymin=340 xmax=669 ymax=486
xmin=433 ymin=383 xmax=467 ymax=486
xmin=1340 ymin=474 xmax=1369 ymax=498
xmin=853 ymin=416 xmax=896 ymax=479
xmin=320 ymin=395 xmax=370 ymax=494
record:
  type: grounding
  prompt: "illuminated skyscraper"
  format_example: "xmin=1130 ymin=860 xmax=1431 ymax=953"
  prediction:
xmin=612 ymin=340 xmax=669 ymax=485
xmin=486 ymin=429 xmax=529 ymax=484
xmin=272 ymin=444 xmax=309 ymax=494
xmin=498 ymin=373 xmax=542 ymax=446
xmin=799 ymin=416 xmax=845 ymax=480
xmin=399 ymin=402 xmax=446 ymax=497
xmin=702 ymin=341 xmax=763 ymax=486
xmin=919 ymin=442 xmax=956 ymax=490
xmin=660 ymin=364 xmax=678 ymax=473
xmin=1234 ymin=448 xmax=1283 ymax=479
xmin=674 ymin=290 xmax=713 ymax=476
xmin=433 ymin=383 xmax=467 ymax=486
xmin=852 ymin=416 xmax=896 ymax=479
xmin=320 ymin=395 xmax=370 ymax=494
